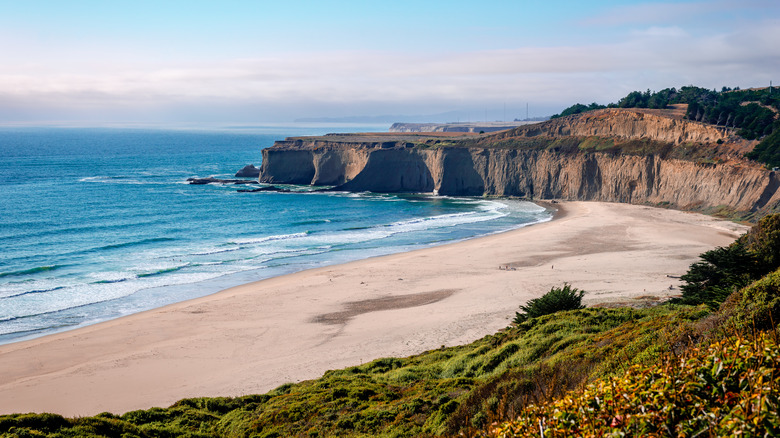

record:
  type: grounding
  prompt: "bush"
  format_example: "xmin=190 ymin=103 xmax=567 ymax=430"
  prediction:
xmin=678 ymin=214 xmax=780 ymax=308
xmin=737 ymin=213 xmax=780 ymax=273
xmin=677 ymin=244 xmax=759 ymax=308
xmin=490 ymin=330 xmax=780 ymax=437
xmin=0 ymin=413 xmax=70 ymax=434
xmin=732 ymin=268 xmax=780 ymax=330
xmin=513 ymin=284 xmax=585 ymax=324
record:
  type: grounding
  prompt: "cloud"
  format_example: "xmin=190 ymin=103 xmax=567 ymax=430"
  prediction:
xmin=1 ymin=17 xmax=778 ymax=123
xmin=631 ymin=26 xmax=689 ymax=38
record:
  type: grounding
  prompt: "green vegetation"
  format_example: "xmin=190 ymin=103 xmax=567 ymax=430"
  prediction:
xmin=475 ymin=134 xmax=717 ymax=163
xmin=4 ymin=217 xmax=780 ymax=437
xmin=550 ymin=86 xmax=708 ymax=118
xmin=746 ymin=125 xmax=780 ymax=168
xmin=488 ymin=216 xmax=780 ymax=437
xmin=489 ymin=329 xmax=780 ymax=437
xmin=549 ymin=102 xmax=606 ymax=119
xmin=739 ymin=213 xmax=780 ymax=272
xmin=684 ymin=88 xmax=777 ymax=139
xmin=0 ymin=307 xmax=711 ymax=437
xmin=552 ymin=85 xmax=780 ymax=167
xmin=676 ymin=213 xmax=780 ymax=308
xmin=676 ymin=244 xmax=759 ymax=308
xmin=513 ymin=283 xmax=584 ymax=324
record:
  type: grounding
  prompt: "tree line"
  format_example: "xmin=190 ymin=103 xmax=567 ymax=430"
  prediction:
xmin=551 ymin=85 xmax=780 ymax=167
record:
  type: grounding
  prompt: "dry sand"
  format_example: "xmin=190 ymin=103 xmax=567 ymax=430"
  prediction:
xmin=0 ymin=201 xmax=748 ymax=417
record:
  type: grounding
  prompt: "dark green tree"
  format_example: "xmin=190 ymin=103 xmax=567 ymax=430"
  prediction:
xmin=514 ymin=283 xmax=585 ymax=324
xmin=678 ymin=245 xmax=759 ymax=308
xmin=737 ymin=214 xmax=780 ymax=273
xmin=677 ymin=215 xmax=780 ymax=308
xmin=550 ymin=102 xmax=606 ymax=119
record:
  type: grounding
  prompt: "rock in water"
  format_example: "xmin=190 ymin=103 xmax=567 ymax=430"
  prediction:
xmin=235 ymin=164 xmax=261 ymax=178
xmin=237 ymin=186 xmax=291 ymax=193
xmin=186 ymin=177 xmax=259 ymax=185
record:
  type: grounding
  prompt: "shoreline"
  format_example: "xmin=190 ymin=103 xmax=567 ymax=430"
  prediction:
xmin=0 ymin=197 xmax=548 ymax=348
xmin=0 ymin=201 xmax=747 ymax=416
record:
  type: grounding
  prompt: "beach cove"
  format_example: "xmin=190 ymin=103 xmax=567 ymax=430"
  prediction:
xmin=0 ymin=201 xmax=747 ymax=416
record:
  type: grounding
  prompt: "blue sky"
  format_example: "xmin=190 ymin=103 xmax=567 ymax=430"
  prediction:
xmin=0 ymin=0 xmax=778 ymax=125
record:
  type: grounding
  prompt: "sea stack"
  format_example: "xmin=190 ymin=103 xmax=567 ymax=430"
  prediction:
xmin=235 ymin=164 xmax=261 ymax=178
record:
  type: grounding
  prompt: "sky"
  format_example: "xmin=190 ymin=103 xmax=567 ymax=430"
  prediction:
xmin=0 ymin=0 xmax=778 ymax=125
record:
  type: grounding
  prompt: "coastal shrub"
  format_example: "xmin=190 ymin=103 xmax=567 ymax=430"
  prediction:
xmin=442 ymin=307 xmax=697 ymax=435
xmin=122 ymin=407 xmax=178 ymax=425
xmin=731 ymin=268 xmax=780 ymax=330
xmin=66 ymin=416 xmax=149 ymax=437
xmin=0 ymin=413 xmax=70 ymax=434
xmin=737 ymin=213 xmax=780 ymax=272
xmin=513 ymin=284 xmax=585 ymax=324
xmin=550 ymin=102 xmax=606 ymax=119
xmin=489 ymin=330 xmax=780 ymax=438
xmin=172 ymin=396 xmax=247 ymax=415
xmin=746 ymin=120 xmax=780 ymax=167
xmin=677 ymin=244 xmax=758 ymax=307
xmin=678 ymin=214 xmax=780 ymax=308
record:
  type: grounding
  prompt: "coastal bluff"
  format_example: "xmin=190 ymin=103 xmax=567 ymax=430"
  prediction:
xmin=261 ymin=109 xmax=780 ymax=216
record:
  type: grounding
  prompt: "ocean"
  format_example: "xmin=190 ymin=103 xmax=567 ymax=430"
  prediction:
xmin=0 ymin=126 xmax=552 ymax=345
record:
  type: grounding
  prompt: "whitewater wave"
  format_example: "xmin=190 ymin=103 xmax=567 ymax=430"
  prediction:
xmin=135 ymin=264 xmax=192 ymax=278
xmin=0 ymin=192 xmax=551 ymax=343
xmin=0 ymin=265 xmax=65 ymax=279
xmin=0 ymin=286 xmax=66 ymax=300
xmin=233 ymin=232 xmax=310 ymax=246
xmin=78 ymin=175 xmax=173 ymax=185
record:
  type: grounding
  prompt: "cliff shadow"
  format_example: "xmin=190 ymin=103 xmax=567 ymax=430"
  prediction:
xmin=336 ymin=148 xmax=435 ymax=193
xmin=260 ymin=149 xmax=316 ymax=184
xmin=437 ymin=149 xmax=486 ymax=196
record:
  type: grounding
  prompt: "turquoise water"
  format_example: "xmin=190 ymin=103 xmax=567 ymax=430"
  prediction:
xmin=0 ymin=126 xmax=551 ymax=344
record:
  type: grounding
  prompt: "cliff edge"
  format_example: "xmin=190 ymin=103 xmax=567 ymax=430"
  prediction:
xmin=261 ymin=109 xmax=779 ymax=217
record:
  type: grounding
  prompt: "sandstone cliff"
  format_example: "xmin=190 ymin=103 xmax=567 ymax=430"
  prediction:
xmin=487 ymin=109 xmax=734 ymax=145
xmin=260 ymin=109 xmax=778 ymax=216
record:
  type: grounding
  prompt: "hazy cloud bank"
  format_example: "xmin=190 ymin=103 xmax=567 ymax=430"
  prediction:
xmin=1 ymin=11 xmax=778 ymax=124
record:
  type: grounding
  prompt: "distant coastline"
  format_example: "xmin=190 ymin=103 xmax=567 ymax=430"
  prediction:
xmin=389 ymin=121 xmax=540 ymax=133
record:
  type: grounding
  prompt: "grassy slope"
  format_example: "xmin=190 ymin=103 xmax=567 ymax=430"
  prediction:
xmin=489 ymin=270 xmax=780 ymax=438
xmin=0 ymin=305 xmax=711 ymax=438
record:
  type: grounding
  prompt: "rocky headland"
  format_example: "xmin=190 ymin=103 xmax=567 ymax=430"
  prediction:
xmin=261 ymin=108 xmax=779 ymax=217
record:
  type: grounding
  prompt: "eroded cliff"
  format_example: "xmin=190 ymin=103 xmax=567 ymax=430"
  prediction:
xmin=489 ymin=109 xmax=734 ymax=145
xmin=260 ymin=109 xmax=779 ymax=216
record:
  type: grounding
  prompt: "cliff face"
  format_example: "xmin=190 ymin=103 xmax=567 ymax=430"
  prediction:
xmin=261 ymin=145 xmax=778 ymax=212
xmin=489 ymin=109 xmax=733 ymax=145
xmin=260 ymin=110 xmax=778 ymax=215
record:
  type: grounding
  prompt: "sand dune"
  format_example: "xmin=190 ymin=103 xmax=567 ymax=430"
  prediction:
xmin=0 ymin=201 xmax=747 ymax=416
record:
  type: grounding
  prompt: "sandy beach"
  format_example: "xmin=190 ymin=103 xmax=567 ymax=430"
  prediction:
xmin=0 ymin=201 xmax=748 ymax=417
